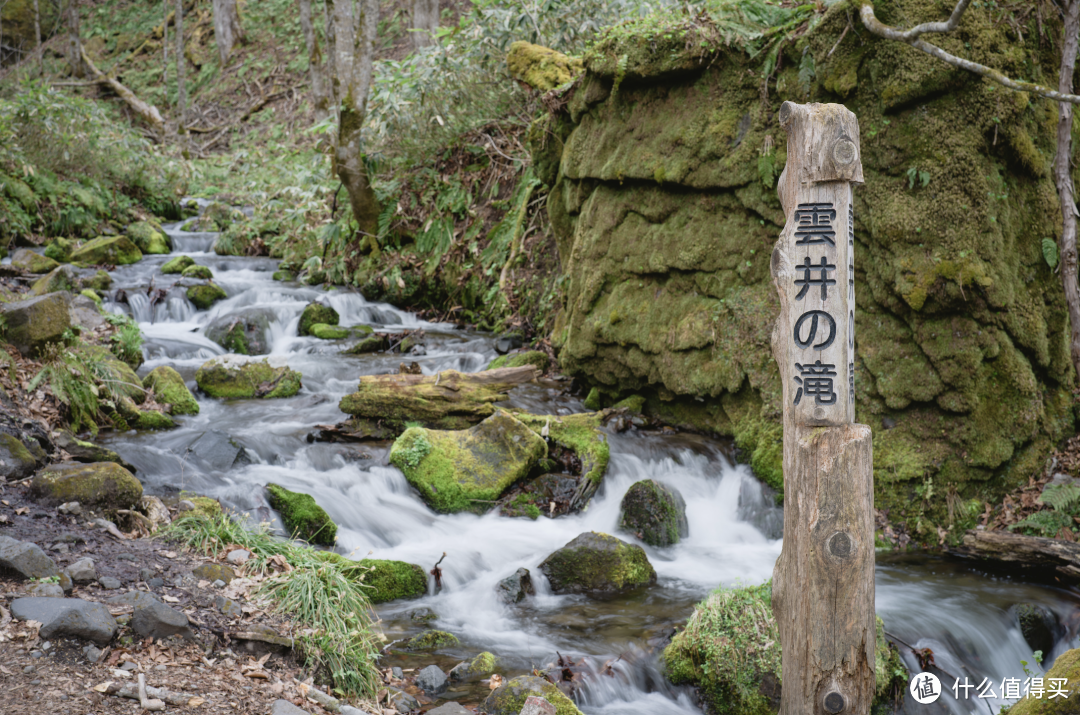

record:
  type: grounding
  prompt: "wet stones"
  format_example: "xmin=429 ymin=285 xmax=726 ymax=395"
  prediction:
xmin=11 ymin=597 xmax=118 ymax=645
xmin=618 ymin=480 xmax=689 ymax=547
xmin=160 ymin=255 xmax=195 ymax=275
xmin=0 ymin=536 xmax=59 ymax=579
xmin=142 ymin=366 xmax=200 ymax=416
xmin=186 ymin=282 xmax=227 ymax=310
xmin=10 ymin=248 xmax=60 ymax=274
xmin=403 ymin=630 xmax=459 ymax=651
xmin=483 ymin=675 xmax=584 ymax=715
xmin=69 ymin=235 xmax=143 ymax=266
xmin=414 ymin=664 xmax=448 ymax=697
xmin=195 ymin=355 xmax=302 ymax=399
xmin=1013 ymin=603 xmax=1059 ymax=656
xmin=449 ymin=651 xmax=498 ymax=682
xmin=125 ymin=221 xmax=171 ymax=254
xmin=183 ymin=430 xmax=251 ymax=472
xmin=496 ymin=567 xmax=535 ymax=604
xmin=298 ymin=302 xmax=339 ymax=336
xmin=538 ymin=531 xmax=656 ymax=599
xmin=204 ymin=309 xmax=275 ymax=356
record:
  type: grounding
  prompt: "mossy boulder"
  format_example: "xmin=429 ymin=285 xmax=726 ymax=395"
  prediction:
xmin=513 ymin=412 xmax=610 ymax=488
xmin=389 ymin=411 xmax=547 ymax=513
xmin=1006 ymin=648 xmax=1080 ymax=714
xmin=192 ymin=562 xmax=234 ymax=584
xmin=184 ymin=495 xmax=223 ymax=519
xmin=135 ymin=409 xmax=175 ymax=430
xmin=0 ymin=432 xmax=38 ymax=481
xmin=30 ymin=461 xmax=143 ymax=512
xmin=195 ymin=355 xmax=302 ymax=399
xmin=181 ymin=264 xmax=213 ymax=280
xmin=80 ymin=345 xmax=145 ymax=404
xmin=309 ymin=323 xmax=349 ymax=340
xmin=663 ymin=581 xmax=903 ymax=715
xmin=482 ymin=675 xmax=584 ymax=715
xmin=69 ymin=236 xmax=143 ymax=266
xmin=0 ymin=292 xmax=72 ymax=356
xmin=345 ymin=333 xmax=389 ymax=354
xmin=619 ymin=480 xmax=688 ymax=546
xmin=43 ymin=238 xmax=76 ymax=263
xmin=161 ymin=255 xmax=195 ymax=275
xmin=142 ymin=366 xmax=199 ymax=416
xmin=126 ymin=221 xmax=170 ymax=254
xmin=538 ymin=531 xmax=655 ymax=599
xmin=358 ymin=558 xmax=427 ymax=603
xmin=488 ymin=350 xmax=550 ymax=372
xmin=11 ymin=249 xmax=60 ymax=274
xmin=53 ymin=430 xmax=133 ymax=472
xmin=202 ymin=202 xmax=244 ymax=232
xmin=186 ymin=283 xmax=227 ymax=310
xmin=29 ymin=265 xmax=78 ymax=296
xmin=81 ymin=270 xmax=111 ymax=292
xmin=450 ymin=652 xmax=498 ymax=682
xmin=204 ymin=309 xmax=274 ymax=356
xmin=298 ymin=302 xmax=339 ymax=336
xmin=265 ymin=483 xmax=337 ymax=545
xmin=272 ymin=269 xmax=294 ymax=282
xmin=80 ymin=289 xmax=102 ymax=305
xmin=404 ymin=630 xmax=459 ymax=651
xmin=507 ymin=41 xmax=583 ymax=91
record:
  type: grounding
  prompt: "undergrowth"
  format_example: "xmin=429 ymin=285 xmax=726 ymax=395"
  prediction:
xmin=26 ymin=341 xmax=137 ymax=435
xmin=163 ymin=512 xmax=382 ymax=699
xmin=105 ymin=312 xmax=145 ymax=367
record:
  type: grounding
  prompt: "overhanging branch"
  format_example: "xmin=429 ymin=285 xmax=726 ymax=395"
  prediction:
xmin=858 ymin=0 xmax=1080 ymax=105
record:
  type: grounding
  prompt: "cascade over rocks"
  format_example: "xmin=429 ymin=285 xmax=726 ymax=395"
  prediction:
xmin=538 ymin=531 xmax=656 ymax=599
xmin=619 ymin=479 xmax=689 ymax=546
xmin=195 ymin=355 xmax=302 ymax=399
xmin=205 ymin=309 xmax=274 ymax=355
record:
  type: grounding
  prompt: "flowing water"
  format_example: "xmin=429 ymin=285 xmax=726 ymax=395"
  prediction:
xmin=77 ymin=217 xmax=1080 ymax=714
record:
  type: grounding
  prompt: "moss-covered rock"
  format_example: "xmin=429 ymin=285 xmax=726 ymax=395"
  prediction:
xmin=0 ymin=432 xmax=38 ymax=481
xmin=53 ymin=430 xmax=133 ymax=472
xmin=538 ymin=531 xmax=655 ymax=598
xmin=30 ymin=461 xmax=143 ymax=512
xmin=126 ymin=221 xmax=170 ymax=254
xmin=488 ymin=350 xmax=551 ymax=372
xmin=450 ymin=652 xmax=499 ymax=682
xmin=272 ymin=269 xmax=294 ymax=282
xmin=482 ymin=675 xmax=584 ymax=715
xmin=309 ymin=323 xmax=349 ymax=340
xmin=265 ymin=483 xmax=337 ymax=545
xmin=0 ymin=292 xmax=72 ymax=356
xmin=135 ymin=409 xmax=175 ymax=430
xmin=344 ymin=333 xmax=389 ymax=354
xmin=389 ymin=411 xmax=547 ymax=513
xmin=507 ymin=41 xmax=583 ymax=91
xmin=358 ymin=558 xmax=427 ymax=603
xmin=202 ymin=202 xmax=244 ymax=232
xmin=43 ymin=238 xmax=76 ymax=263
xmin=186 ymin=283 xmax=227 ymax=310
xmin=192 ymin=562 xmax=234 ymax=584
xmin=403 ymin=629 xmax=459 ymax=651
xmin=161 ymin=255 xmax=195 ymax=275
xmin=513 ymin=412 xmax=610 ymax=494
xmin=142 ymin=366 xmax=199 ymax=416
xmin=29 ymin=265 xmax=78 ymax=296
xmin=619 ymin=480 xmax=688 ymax=546
xmin=80 ymin=289 xmax=102 ymax=305
xmin=183 ymin=495 xmax=223 ymax=519
xmin=80 ymin=270 xmax=111 ymax=292
xmin=181 ymin=264 xmax=213 ymax=280
xmin=69 ymin=236 xmax=143 ymax=266
xmin=298 ymin=302 xmax=339 ymax=336
xmin=662 ymin=581 xmax=903 ymax=715
xmin=195 ymin=355 xmax=302 ymax=399
xmin=80 ymin=344 xmax=145 ymax=404
xmin=11 ymin=249 xmax=60 ymax=274
xmin=204 ymin=310 xmax=274 ymax=356
xmin=1006 ymin=648 xmax=1080 ymax=714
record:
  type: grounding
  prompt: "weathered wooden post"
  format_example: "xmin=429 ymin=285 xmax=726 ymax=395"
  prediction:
xmin=770 ymin=101 xmax=875 ymax=715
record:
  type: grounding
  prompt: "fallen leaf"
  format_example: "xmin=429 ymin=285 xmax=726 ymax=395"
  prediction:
xmin=187 ymin=697 xmax=206 ymax=707
xmin=14 ymin=507 xmax=28 ymax=515
xmin=160 ymin=551 xmax=178 ymax=559
xmin=93 ymin=682 xmax=113 ymax=693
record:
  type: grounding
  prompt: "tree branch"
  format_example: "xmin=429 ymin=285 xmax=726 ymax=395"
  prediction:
xmin=858 ymin=0 xmax=1080 ymax=104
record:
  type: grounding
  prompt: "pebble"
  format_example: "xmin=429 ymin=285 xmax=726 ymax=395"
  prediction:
xmin=154 ymin=664 xmax=167 ymax=671
xmin=52 ymin=543 xmax=70 ymax=554
xmin=391 ymin=666 xmax=403 ymax=679
xmin=40 ymin=641 xmax=51 ymax=651
xmin=98 ymin=576 xmax=121 ymax=589
xmin=120 ymin=661 xmax=138 ymax=672
xmin=84 ymin=645 xmax=103 ymax=663
xmin=23 ymin=665 xmax=34 ymax=674
xmin=212 ymin=579 xmax=226 ymax=588
xmin=117 ymin=554 xmax=138 ymax=562
xmin=30 ymin=651 xmax=42 ymax=659
xmin=57 ymin=502 xmax=81 ymax=516
xmin=29 ymin=679 xmax=40 ymax=686
xmin=225 ymin=549 xmax=250 ymax=566
xmin=148 ymin=577 xmax=164 ymax=589
xmin=139 ymin=568 xmax=155 ymax=581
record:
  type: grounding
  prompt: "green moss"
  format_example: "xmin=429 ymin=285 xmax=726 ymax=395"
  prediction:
xmin=403 ymin=630 xmax=459 ymax=651
xmin=619 ymin=480 xmax=687 ymax=546
xmin=80 ymin=289 xmax=102 ymax=305
xmin=298 ymin=303 xmax=339 ymax=336
xmin=583 ymin=387 xmax=603 ymax=411
xmin=186 ymin=495 xmax=223 ymax=519
xmin=272 ymin=270 xmax=295 ymax=282
xmin=344 ymin=333 xmax=388 ymax=354
xmin=482 ymin=675 xmax=584 ymax=715
xmin=143 ymin=365 xmax=199 ymax=416
xmin=11 ymin=249 xmax=60 ymax=274
xmin=266 ymin=483 xmax=338 ymax=545
xmin=514 ymin=412 xmax=610 ymax=486
xmin=69 ymin=235 xmax=143 ymax=266
xmin=30 ymin=461 xmax=143 ymax=512
xmin=488 ymin=350 xmax=550 ymax=371
xmin=451 ymin=652 xmax=498 ymax=681
xmin=195 ymin=356 xmax=302 ymax=399
xmin=28 ymin=265 xmax=76 ymax=296
xmin=506 ymin=41 xmax=584 ymax=91
xmin=389 ymin=411 xmax=547 ymax=513
xmin=611 ymin=394 xmax=646 ymax=413
xmin=1006 ymin=648 xmax=1080 ymax=714
xmin=310 ymin=323 xmax=349 ymax=340
xmin=81 ymin=270 xmax=112 ymax=292
xmin=0 ymin=433 xmax=38 ymax=477
xmin=135 ymin=409 xmax=176 ymax=430
xmin=356 ymin=558 xmax=427 ymax=603
xmin=187 ymin=283 xmax=228 ymax=309
xmin=181 ymin=264 xmax=213 ymax=280
xmin=538 ymin=531 xmax=656 ymax=597
xmin=126 ymin=221 xmax=170 ymax=254
xmin=161 ymin=255 xmax=196 ymax=274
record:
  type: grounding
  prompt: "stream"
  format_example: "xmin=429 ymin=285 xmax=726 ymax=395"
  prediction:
xmin=70 ymin=215 xmax=1080 ymax=714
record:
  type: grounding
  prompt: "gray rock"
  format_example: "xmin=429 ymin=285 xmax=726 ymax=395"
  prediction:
xmin=10 ymin=597 xmax=118 ymax=645
xmin=415 ymin=664 xmax=448 ymax=697
xmin=138 ymin=568 xmax=155 ymax=581
xmin=0 ymin=535 xmax=59 ymax=580
xmin=0 ymin=432 xmax=38 ymax=481
xmin=386 ymin=687 xmax=420 ymax=713
xmin=148 ymin=577 xmax=164 ymax=590
xmin=177 ymin=500 xmax=196 ymax=512
xmin=119 ymin=661 xmax=137 ymax=671
xmin=98 ymin=576 xmax=121 ymax=590
xmin=58 ymin=571 xmax=73 ymax=594
xmin=520 ymin=696 xmax=557 ymax=715
xmin=0 ymin=292 xmax=72 ymax=356
xmin=65 ymin=557 xmax=96 ymax=583
xmin=225 ymin=549 xmax=250 ymax=565
xmin=69 ymin=295 xmax=106 ymax=331
xmin=84 ymin=644 xmax=103 ymax=663
xmin=107 ymin=591 xmax=194 ymax=641
xmin=391 ymin=666 xmax=404 ymax=680
xmin=618 ymin=479 xmax=689 ymax=547
xmin=205 ymin=309 xmax=276 ymax=356
xmin=497 ymin=567 xmax=535 ymax=604
xmin=426 ymin=704 xmax=472 ymax=715
xmin=216 ymin=595 xmax=243 ymax=618
xmin=340 ymin=707 xmax=368 ymax=715
xmin=52 ymin=543 xmax=69 ymax=554
xmin=213 ymin=579 xmax=226 ymax=589
xmin=26 ymin=582 xmax=64 ymax=598
xmin=184 ymin=430 xmax=252 ymax=472
xmin=270 ymin=700 xmax=310 ymax=715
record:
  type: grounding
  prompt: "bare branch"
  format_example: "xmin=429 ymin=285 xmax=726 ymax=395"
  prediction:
xmin=859 ymin=0 xmax=1080 ymax=104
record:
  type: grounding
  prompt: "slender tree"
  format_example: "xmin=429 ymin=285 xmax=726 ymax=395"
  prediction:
xmin=32 ymin=0 xmax=42 ymax=76
xmin=175 ymin=0 xmax=186 ymax=135
xmin=298 ymin=0 xmax=328 ymax=116
xmin=66 ymin=0 xmax=83 ymax=77
xmin=163 ymin=0 xmax=169 ymax=94
xmin=211 ymin=0 xmax=244 ymax=67
xmin=411 ymin=0 xmax=438 ymax=49
xmin=326 ymin=0 xmax=380 ymax=252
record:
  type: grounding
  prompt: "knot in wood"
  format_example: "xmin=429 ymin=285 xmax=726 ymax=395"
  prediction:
xmin=828 ymin=531 xmax=853 ymax=559
xmin=832 ymin=138 xmax=857 ymax=166
xmin=823 ymin=691 xmax=845 ymax=713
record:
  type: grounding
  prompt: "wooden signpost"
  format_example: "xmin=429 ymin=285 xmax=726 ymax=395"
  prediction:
xmin=769 ymin=101 xmax=876 ymax=715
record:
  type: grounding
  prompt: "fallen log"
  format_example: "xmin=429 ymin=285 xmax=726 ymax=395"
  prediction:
xmin=951 ymin=529 xmax=1080 ymax=580
xmin=80 ymin=47 xmax=165 ymax=136
xmin=104 ymin=681 xmax=201 ymax=707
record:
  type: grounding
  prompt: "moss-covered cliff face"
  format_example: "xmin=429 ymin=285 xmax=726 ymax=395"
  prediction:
xmin=540 ymin=0 xmax=1078 ymax=527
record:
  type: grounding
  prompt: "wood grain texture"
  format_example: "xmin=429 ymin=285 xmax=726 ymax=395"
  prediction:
xmin=955 ymin=529 xmax=1080 ymax=580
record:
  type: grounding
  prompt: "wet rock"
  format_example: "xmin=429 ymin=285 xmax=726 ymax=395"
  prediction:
xmin=142 ymin=366 xmax=200 ymax=416
xmin=195 ymin=354 xmax=302 ymax=399
xmin=125 ymin=221 xmax=170 ymax=254
xmin=538 ymin=532 xmax=656 ymax=599
xmin=204 ymin=309 xmax=275 ymax=356
xmin=65 ymin=557 xmax=97 ymax=583
xmin=192 ymin=563 xmax=235 ymax=584
xmin=69 ymin=293 xmax=106 ymax=331
xmin=52 ymin=430 xmax=136 ymax=472
xmin=30 ymin=461 xmax=143 ymax=512
xmin=266 ymin=483 xmax=337 ymax=545
xmin=134 ymin=408 xmax=175 ymax=430
xmin=1014 ymin=603 xmax=1059 ymax=656
xmin=344 ymin=333 xmax=389 ymax=354
xmin=26 ymin=582 xmax=64 ymax=598
xmin=298 ymin=302 xmax=339 ymax=336
xmin=497 ymin=567 xmax=536 ymax=604
xmin=186 ymin=282 xmax=227 ymax=310
xmin=619 ymin=480 xmax=689 ymax=547
xmin=494 ymin=334 xmax=523 ymax=354
xmin=427 ymin=704 xmax=472 ymax=715
xmin=309 ymin=323 xmax=349 ymax=340
xmin=1007 ymin=647 xmax=1080 ymax=714
xmin=108 ymin=591 xmax=194 ymax=640
xmin=483 ymin=675 xmax=583 ymax=715
xmin=69 ymin=235 xmax=143 ymax=266
xmin=404 ymin=630 xmax=459 ymax=651
xmin=0 ymin=292 xmax=72 ymax=356
xmin=386 ymin=687 xmax=420 ymax=713
xmin=0 ymin=432 xmax=39 ymax=480
xmin=0 ymin=535 xmax=59 ymax=579
xmin=270 ymin=699 xmax=311 ymax=715
xmin=11 ymin=249 xmax=60 ymax=274
xmin=184 ymin=431 xmax=251 ymax=472
xmin=389 ymin=410 xmax=547 ymax=514
xmin=520 ymin=697 xmax=557 ymax=715
xmin=414 ymin=664 xmax=448 ymax=696
xmin=11 ymin=597 xmax=118 ymax=645
xmin=487 ymin=350 xmax=550 ymax=372
xmin=397 ymin=334 xmax=424 ymax=353
xmin=99 ymin=576 xmax=122 ymax=589
xmin=449 ymin=651 xmax=498 ymax=682
xmin=272 ymin=269 xmax=294 ymax=282
xmin=44 ymin=238 xmax=76 ymax=263
xmin=182 ymin=264 xmax=213 ymax=280
xmin=160 ymin=255 xmax=195 ymax=275
xmin=410 ymin=608 xmax=438 ymax=623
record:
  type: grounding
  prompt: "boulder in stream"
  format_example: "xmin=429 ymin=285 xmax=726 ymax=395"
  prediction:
xmin=44 ymin=237 xmax=76 ymax=263
xmin=1013 ymin=603 xmax=1060 ymax=656
xmin=125 ymin=221 xmax=171 ymax=254
xmin=618 ymin=480 xmax=688 ymax=547
xmin=404 ymin=629 xmax=459 ymax=651
xmin=11 ymin=248 xmax=60 ymax=274
xmin=161 ymin=255 xmax=195 ymax=275
xmin=344 ymin=333 xmax=389 ymax=354
xmin=488 ymin=350 xmax=550 ymax=372
xmin=298 ymin=302 xmax=339 ymax=336
xmin=186 ymin=282 xmax=227 ymax=310
xmin=390 ymin=410 xmax=547 ymax=513
xmin=29 ymin=265 xmax=78 ymax=296
xmin=266 ymin=483 xmax=337 ymax=545
xmin=496 ymin=568 xmax=535 ymax=604
xmin=204 ymin=309 xmax=274 ymax=356
xmin=309 ymin=323 xmax=349 ymax=340
xmin=143 ymin=365 xmax=200 ymax=415
xmin=538 ymin=532 xmax=655 ymax=598
xmin=195 ymin=355 xmax=302 ymax=399
xmin=449 ymin=652 xmax=499 ymax=682
xmin=69 ymin=235 xmax=143 ymax=266
xmin=183 ymin=431 xmax=251 ymax=472
xmin=0 ymin=292 xmax=72 ymax=356
xmin=482 ymin=675 xmax=584 ymax=715
xmin=182 ymin=264 xmax=213 ymax=280
xmin=30 ymin=461 xmax=143 ymax=512
xmin=357 ymin=558 xmax=427 ymax=603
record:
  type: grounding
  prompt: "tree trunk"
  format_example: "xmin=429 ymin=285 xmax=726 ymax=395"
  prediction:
xmin=411 ymin=0 xmax=438 ymax=49
xmin=81 ymin=47 xmax=165 ymax=136
xmin=1055 ymin=0 xmax=1080 ymax=383
xmin=65 ymin=0 xmax=83 ymax=78
xmin=211 ymin=0 xmax=244 ymax=67
xmin=175 ymin=0 xmax=186 ymax=134
xmin=162 ymin=0 xmax=169 ymax=95
xmin=298 ymin=0 xmax=328 ymax=116
xmin=328 ymin=0 xmax=380 ymax=251
xmin=32 ymin=0 xmax=42 ymax=76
